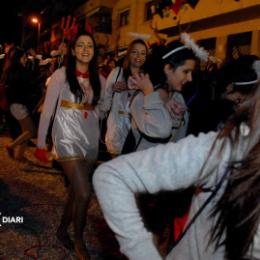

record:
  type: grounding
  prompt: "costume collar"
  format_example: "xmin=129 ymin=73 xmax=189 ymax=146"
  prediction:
xmin=75 ymin=69 xmax=89 ymax=78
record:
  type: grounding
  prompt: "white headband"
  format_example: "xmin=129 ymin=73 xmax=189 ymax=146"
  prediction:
xmin=233 ymin=60 xmax=260 ymax=86
xmin=162 ymin=33 xmax=210 ymax=62
xmin=162 ymin=46 xmax=187 ymax=60
xmin=232 ymin=79 xmax=258 ymax=86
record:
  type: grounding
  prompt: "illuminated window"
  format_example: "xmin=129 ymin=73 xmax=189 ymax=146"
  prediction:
xmin=119 ymin=10 xmax=129 ymax=27
xmin=144 ymin=1 xmax=155 ymax=21
xmin=227 ymin=32 xmax=251 ymax=60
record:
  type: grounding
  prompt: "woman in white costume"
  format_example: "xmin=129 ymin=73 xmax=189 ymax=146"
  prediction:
xmin=35 ymin=31 xmax=107 ymax=259
xmin=105 ymin=35 xmax=200 ymax=155
xmin=104 ymin=39 xmax=149 ymax=155
xmin=93 ymin=55 xmax=260 ymax=259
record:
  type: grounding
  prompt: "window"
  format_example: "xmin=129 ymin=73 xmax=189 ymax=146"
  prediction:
xmin=86 ymin=7 xmax=113 ymax=34
xmin=198 ymin=38 xmax=216 ymax=57
xmin=145 ymin=0 xmax=158 ymax=21
xmin=119 ymin=10 xmax=129 ymax=27
xmin=94 ymin=13 xmax=112 ymax=33
xmin=227 ymin=32 xmax=252 ymax=60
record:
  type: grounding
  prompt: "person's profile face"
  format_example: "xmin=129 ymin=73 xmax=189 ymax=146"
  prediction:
xmin=224 ymin=83 xmax=248 ymax=107
xmin=164 ymin=59 xmax=196 ymax=92
xmin=59 ymin=42 xmax=68 ymax=55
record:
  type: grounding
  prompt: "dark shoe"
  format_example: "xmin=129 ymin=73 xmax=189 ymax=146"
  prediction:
xmin=16 ymin=156 xmax=28 ymax=163
xmin=6 ymin=145 xmax=15 ymax=159
xmin=27 ymin=140 xmax=36 ymax=147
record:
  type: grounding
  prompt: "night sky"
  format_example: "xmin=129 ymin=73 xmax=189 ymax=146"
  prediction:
xmin=0 ymin=0 xmax=87 ymax=45
xmin=0 ymin=1 xmax=22 ymax=44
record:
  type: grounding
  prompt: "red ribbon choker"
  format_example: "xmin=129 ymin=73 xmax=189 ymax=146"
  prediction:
xmin=75 ymin=70 xmax=89 ymax=78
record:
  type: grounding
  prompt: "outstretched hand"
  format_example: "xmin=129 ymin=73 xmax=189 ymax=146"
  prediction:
xmin=128 ymin=73 xmax=154 ymax=95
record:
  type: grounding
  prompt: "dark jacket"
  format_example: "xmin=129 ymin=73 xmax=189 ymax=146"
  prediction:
xmin=6 ymin=64 xmax=42 ymax=112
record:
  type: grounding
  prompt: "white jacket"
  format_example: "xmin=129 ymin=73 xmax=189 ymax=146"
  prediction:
xmin=94 ymin=131 xmax=260 ymax=260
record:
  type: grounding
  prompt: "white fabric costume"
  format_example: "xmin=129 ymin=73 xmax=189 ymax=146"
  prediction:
xmin=37 ymin=67 xmax=107 ymax=160
xmin=93 ymin=131 xmax=260 ymax=260
xmin=105 ymin=67 xmax=189 ymax=154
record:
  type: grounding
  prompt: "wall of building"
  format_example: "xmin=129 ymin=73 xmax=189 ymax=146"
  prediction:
xmin=156 ymin=0 xmax=260 ymax=31
xmin=109 ymin=0 xmax=169 ymax=51
xmin=152 ymin=0 xmax=260 ymax=60
xmin=76 ymin=0 xmax=117 ymax=17
xmin=74 ymin=0 xmax=260 ymax=60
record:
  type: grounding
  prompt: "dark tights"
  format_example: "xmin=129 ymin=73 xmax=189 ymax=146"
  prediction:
xmin=57 ymin=159 xmax=94 ymax=260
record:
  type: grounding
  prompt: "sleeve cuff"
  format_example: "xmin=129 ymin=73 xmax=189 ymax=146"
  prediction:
xmin=143 ymin=92 xmax=163 ymax=109
xmin=121 ymin=237 xmax=163 ymax=260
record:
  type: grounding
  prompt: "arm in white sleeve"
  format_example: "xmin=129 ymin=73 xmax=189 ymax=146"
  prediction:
xmin=93 ymin=132 xmax=218 ymax=260
xmin=131 ymin=90 xmax=173 ymax=138
xmin=37 ymin=69 xmax=64 ymax=148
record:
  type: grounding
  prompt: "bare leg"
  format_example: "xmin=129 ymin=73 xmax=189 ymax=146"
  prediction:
xmin=59 ymin=159 xmax=94 ymax=259
xmin=7 ymin=115 xmax=35 ymax=160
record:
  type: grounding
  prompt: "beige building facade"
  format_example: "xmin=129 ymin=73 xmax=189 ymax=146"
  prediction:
xmin=75 ymin=0 xmax=260 ymax=60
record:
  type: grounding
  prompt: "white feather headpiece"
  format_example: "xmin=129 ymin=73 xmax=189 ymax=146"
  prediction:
xmin=180 ymin=32 xmax=209 ymax=62
xmin=162 ymin=32 xmax=210 ymax=62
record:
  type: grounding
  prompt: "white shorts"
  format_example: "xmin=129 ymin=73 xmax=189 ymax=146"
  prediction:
xmin=10 ymin=103 xmax=29 ymax=120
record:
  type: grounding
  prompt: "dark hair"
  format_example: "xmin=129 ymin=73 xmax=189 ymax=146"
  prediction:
xmin=231 ymin=55 xmax=258 ymax=95
xmin=65 ymin=31 xmax=101 ymax=105
xmin=162 ymin=41 xmax=197 ymax=70
xmin=9 ymin=47 xmax=26 ymax=70
xmin=218 ymin=55 xmax=259 ymax=95
xmin=145 ymin=43 xmax=166 ymax=86
xmin=209 ymin=57 xmax=260 ymax=259
xmin=122 ymin=39 xmax=148 ymax=82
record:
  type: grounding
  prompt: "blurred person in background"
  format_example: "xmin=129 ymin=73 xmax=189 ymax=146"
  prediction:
xmin=5 ymin=47 xmax=42 ymax=161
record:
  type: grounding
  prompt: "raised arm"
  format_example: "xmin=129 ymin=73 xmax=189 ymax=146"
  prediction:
xmin=93 ymin=132 xmax=218 ymax=259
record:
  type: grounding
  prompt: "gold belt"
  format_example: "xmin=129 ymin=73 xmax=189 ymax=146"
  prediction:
xmin=118 ymin=110 xmax=130 ymax=116
xmin=60 ymin=100 xmax=95 ymax=110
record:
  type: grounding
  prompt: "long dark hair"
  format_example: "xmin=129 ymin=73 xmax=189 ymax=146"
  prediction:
xmin=122 ymin=39 xmax=148 ymax=82
xmin=8 ymin=47 xmax=26 ymax=71
xmin=210 ymin=58 xmax=260 ymax=259
xmin=66 ymin=31 xmax=101 ymax=105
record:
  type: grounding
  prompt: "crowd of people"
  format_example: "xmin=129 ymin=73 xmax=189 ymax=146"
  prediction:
xmin=0 ymin=30 xmax=259 ymax=260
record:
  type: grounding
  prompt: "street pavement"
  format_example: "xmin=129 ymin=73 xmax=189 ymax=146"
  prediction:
xmin=0 ymin=134 xmax=125 ymax=260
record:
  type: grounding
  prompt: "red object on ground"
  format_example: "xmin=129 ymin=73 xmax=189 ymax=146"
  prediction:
xmin=34 ymin=148 xmax=49 ymax=163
